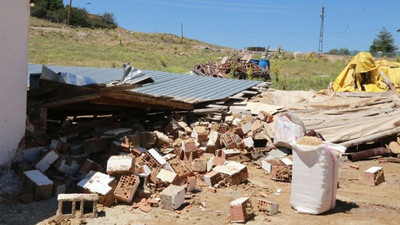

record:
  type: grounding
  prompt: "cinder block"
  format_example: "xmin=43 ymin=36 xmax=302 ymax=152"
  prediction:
xmin=213 ymin=161 xmax=248 ymax=185
xmin=49 ymin=139 xmax=69 ymax=153
xmin=77 ymin=171 xmax=116 ymax=207
xmin=181 ymin=139 xmax=197 ymax=152
xmin=257 ymin=199 xmax=279 ymax=215
xmin=114 ymin=174 xmax=140 ymax=203
xmin=235 ymin=122 xmax=253 ymax=136
xmin=168 ymin=157 xmax=194 ymax=181
xmin=23 ymin=170 xmax=53 ymax=200
xmin=242 ymin=137 xmax=254 ymax=149
xmin=220 ymin=149 xmax=241 ymax=159
xmin=106 ymin=155 xmax=135 ymax=176
xmin=164 ymin=119 xmax=181 ymax=134
xmin=204 ymin=170 xmax=221 ymax=187
xmin=35 ymin=150 xmax=59 ymax=173
xmin=155 ymin=131 xmax=170 ymax=148
xmin=160 ymin=185 xmax=185 ymax=210
xmin=219 ymin=123 xmax=229 ymax=134
xmin=143 ymin=148 xmax=167 ymax=171
xmin=52 ymin=180 xmax=66 ymax=196
xmin=156 ymin=169 xmax=182 ymax=185
xmin=125 ymin=134 xmax=141 ymax=147
xmin=220 ymin=134 xmax=238 ymax=149
xmin=365 ymin=166 xmax=385 ymax=186
xmin=187 ymin=176 xmax=197 ymax=192
xmin=57 ymin=193 xmax=99 ymax=219
xmin=83 ymin=137 xmax=110 ymax=154
xmin=206 ymin=131 xmax=219 ymax=152
xmin=103 ymin=128 xmax=133 ymax=139
xmin=180 ymin=150 xmax=199 ymax=163
xmin=140 ymin=132 xmax=157 ymax=149
xmin=79 ymin=159 xmax=105 ymax=174
xmin=53 ymin=155 xmax=80 ymax=176
xmin=230 ymin=197 xmax=252 ymax=223
xmin=192 ymin=126 xmax=208 ymax=142
xmin=191 ymin=158 xmax=207 ymax=172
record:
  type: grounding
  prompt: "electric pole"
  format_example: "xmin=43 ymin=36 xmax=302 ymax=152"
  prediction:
xmin=318 ymin=6 xmax=324 ymax=55
xmin=67 ymin=0 xmax=72 ymax=26
xmin=181 ymin=22 xmax=184 ymax=40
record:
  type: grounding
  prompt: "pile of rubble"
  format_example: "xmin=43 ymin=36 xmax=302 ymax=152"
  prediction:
xmin=15 ymin=107 xmax=284 ymax=221
xmin=193 ymin=53 xmax=269 ymax=79
xmin=12 ymin=89 xmax=400 ymax=223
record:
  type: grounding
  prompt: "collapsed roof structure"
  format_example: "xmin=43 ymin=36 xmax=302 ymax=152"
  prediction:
xmin=28 ymin=64 xmax=267 ymax=118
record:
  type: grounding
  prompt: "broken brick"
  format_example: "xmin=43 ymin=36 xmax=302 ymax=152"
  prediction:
xmin=230 ymin=197 xmax=252 ymax=223
xmin=204 ymin=170 xmax=221 ymax=187
xmin=257 ymin=199 xmax=279 ymax=215
xmin=114 ymin=174 xmax=140 ymax=203
xmin=364 ymin=166 xmax=385 ymax=186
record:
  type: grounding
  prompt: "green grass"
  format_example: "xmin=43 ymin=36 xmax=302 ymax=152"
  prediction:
xmin=269 ymin=57 xmax=348 ymax=91
xmin=29 ymin=17 xmax=350 ymax=90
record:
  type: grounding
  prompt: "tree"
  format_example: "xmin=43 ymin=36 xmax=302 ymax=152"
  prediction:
xmin=328 ymin=48 xmax=350 ymax=55
xmin=102 ymin=12 xmax=117 ymax=26
xmin=369 ymin=27 xmax=398 ymax=54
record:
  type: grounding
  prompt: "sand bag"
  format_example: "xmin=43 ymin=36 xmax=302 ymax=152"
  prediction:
xmin=274 ymin=111 xmax=305 ymax=148
xmin=290 ymin=136 xmax=345 ymax=214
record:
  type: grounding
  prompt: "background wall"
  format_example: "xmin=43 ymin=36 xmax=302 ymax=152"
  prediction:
xmin=0 ymin=0 xmax=30 ymax=167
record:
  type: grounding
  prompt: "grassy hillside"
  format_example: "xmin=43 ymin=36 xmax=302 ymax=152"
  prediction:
xmin=29 ymin=18 xmax=229 ymax=74
xmin=29 ymin=17 xmax=349 ymax=90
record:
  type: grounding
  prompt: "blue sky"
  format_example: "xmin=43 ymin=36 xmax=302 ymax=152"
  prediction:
xmin=63 ymin=0 xmax=400 ymax=53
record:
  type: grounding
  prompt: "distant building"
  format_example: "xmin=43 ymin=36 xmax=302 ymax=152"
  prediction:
xmin=244 ymin=47 xmax=266 ymax=52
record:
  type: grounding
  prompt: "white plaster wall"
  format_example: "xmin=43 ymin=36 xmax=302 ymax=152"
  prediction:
xmin=0 ymin=0 xmax=30 ymax=167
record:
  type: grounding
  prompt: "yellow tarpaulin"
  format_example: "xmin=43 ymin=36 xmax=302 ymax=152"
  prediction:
xmin=332 ymin=52 xmax=400 ymax=92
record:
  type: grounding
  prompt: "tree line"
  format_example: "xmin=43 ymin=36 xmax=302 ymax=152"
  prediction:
xmin=328 ymin=27 xmax=398 ymax=57
xmin=30 ymin=0 xmax=118 ymax=29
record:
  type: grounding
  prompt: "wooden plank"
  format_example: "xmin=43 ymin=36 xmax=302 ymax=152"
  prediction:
xmin=193 ymin=107 xmax=225 ymax=114
xmin=91 ymin=97 xmax=176 ymax=110
xmin=100 ymin=90 xmax=193 ymax=110
xmin=42 ymin=92 xmax=101 ymax=108
xmin=379 ymin=70 xmax=400 ymax=98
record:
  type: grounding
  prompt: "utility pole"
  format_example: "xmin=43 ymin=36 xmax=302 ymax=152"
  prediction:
xmin=67 ymin=0 xmax=72 ymax=26
xmin=181 ymin=22 xmax=184 ymax=40
xmin=318 ymin=6 xmax=325 ymax=56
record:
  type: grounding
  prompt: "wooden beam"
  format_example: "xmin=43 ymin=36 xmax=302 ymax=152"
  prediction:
xmin=90 ymin=97 xmax=175 ymax=110
xmin=100 ymin=90 xmax=193 ymax=110
xmin=379 ymin=70 xmax=400 ymax=98
xmin=42 ymin=92 xmax=101 ymax=108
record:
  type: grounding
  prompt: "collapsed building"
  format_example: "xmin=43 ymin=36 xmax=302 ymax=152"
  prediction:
xmin=4 ymin=59 xmax=400 ymax=223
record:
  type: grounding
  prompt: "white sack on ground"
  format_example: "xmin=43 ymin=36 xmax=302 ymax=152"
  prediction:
xmin=290 ymin=140 xmax=345 ymax=214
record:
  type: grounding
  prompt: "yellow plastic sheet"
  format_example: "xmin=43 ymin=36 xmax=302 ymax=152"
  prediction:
xmin=332 ymin=52 xmax=400 ymax=92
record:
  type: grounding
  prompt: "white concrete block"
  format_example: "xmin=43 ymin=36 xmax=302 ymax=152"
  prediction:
xmin=35 ymin=150 xmax=59 ymax=173
xmin=106 ymin=155 xmax=135 ymax=175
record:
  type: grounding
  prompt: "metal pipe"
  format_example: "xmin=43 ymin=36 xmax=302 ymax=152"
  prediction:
xmin=348 ymin=147 xmax=391 ymax=161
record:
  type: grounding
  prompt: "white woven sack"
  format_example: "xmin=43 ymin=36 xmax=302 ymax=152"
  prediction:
xmin=290 ymin=141 xmax=345 ymax=214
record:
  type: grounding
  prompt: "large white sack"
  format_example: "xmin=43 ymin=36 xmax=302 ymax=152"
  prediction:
xmin=290 ymin=141 xmax=345 ymax=214
xmin=274 ymin=111 xmax=305 ymax=148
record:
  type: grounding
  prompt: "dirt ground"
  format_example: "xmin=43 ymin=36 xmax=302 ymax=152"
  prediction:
xmin=1 ymin=157 xmax=399 ymax=225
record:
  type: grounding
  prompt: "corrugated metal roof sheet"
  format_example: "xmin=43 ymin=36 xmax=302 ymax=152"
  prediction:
xmin=28 ymin=64 xmax=261 ymax=103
